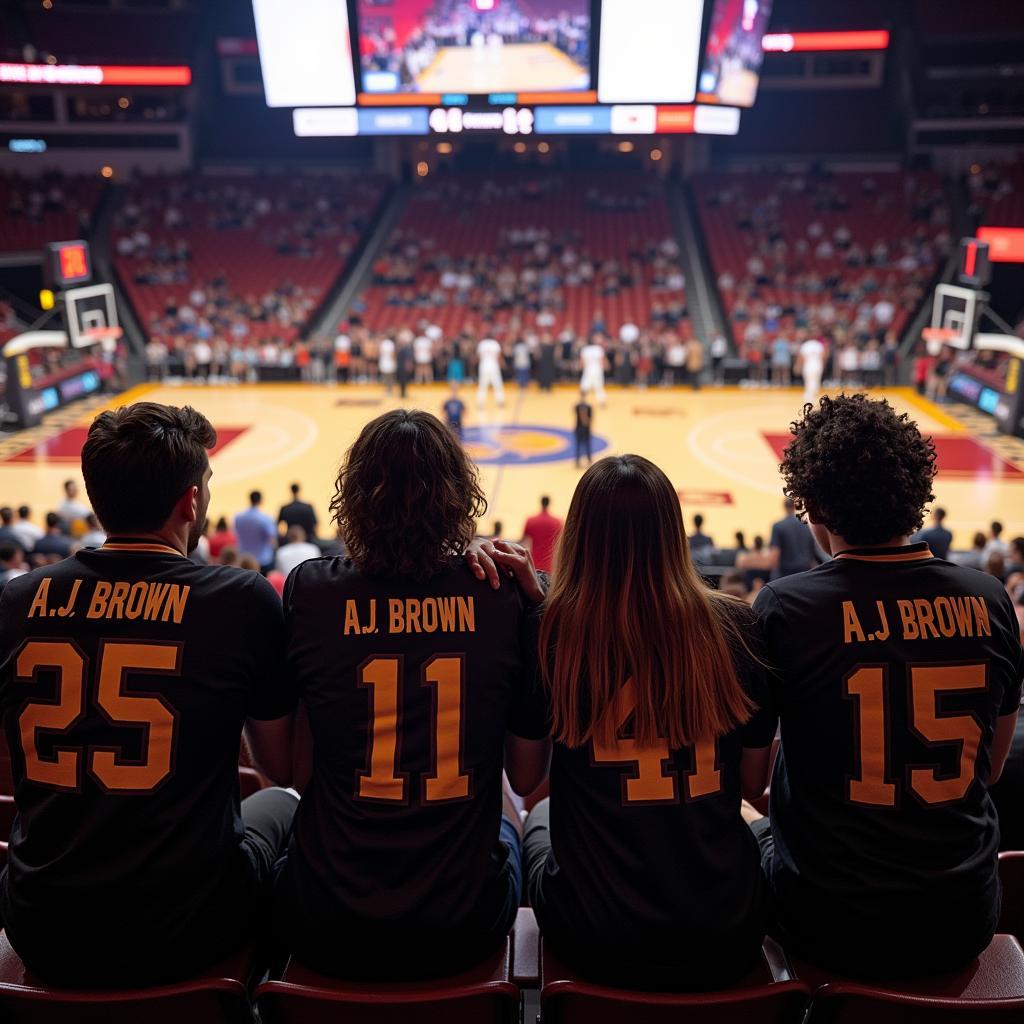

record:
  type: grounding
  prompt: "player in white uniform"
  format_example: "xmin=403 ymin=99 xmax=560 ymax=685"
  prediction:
xmin=476 ymin=337 xmax=505 ymax=407
xmin=413 ymin=334 xmax=433 ymax=383
xmin=579 ymin=340 xmax=608 ymax=406
xmin=798 ymin=336 xmax=826 ymax=404
xmin=379 ymin=337 xmax=397 ymax=394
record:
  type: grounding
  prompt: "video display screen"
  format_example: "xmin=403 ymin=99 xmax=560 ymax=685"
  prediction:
xmin=252 ymin=0 xmax=772 ymax=134
xmin=698 ymin=0 xmax=773 ymax=107
xmin=358 ymin=0 xmax=591 ymax=96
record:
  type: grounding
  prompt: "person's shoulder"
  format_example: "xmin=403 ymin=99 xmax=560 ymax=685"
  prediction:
xmin=286 ymin=554 xmax=357 ymax=593
xmin=765 ymin=560 xmax=838 ymax=597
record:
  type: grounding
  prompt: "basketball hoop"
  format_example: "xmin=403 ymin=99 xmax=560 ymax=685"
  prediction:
xmin=922 ymin=326 xmax=957 ymax=357
xmin=81 ymin=325 xmax=123 ymax=353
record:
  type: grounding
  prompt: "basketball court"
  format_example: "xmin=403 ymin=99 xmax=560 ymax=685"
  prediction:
xmin=2 ymin=382 xmax=1021 ymax=548
xmin=415 ymin=42 xmax=589 ymax=94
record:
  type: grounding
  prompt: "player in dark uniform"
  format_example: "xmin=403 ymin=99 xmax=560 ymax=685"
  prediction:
xmin=0 ymin=403 xmax=297 ymax=987
xmin=274 ymin=409 xmax=549 ymax=978
xmin=573 ymin=391 xmax=593 ymax=468
xmin=523 ymin=455 xmax=776 ymax=989
xmin=751 ymin=395 xmax=1023 ymax=977
xmin=442 ymin=383 xmax=466 ymax=441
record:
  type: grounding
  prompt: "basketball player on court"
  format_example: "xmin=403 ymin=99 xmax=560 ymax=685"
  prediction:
xmin=273 ymin=410 xmax=549 ymax=978
xmin=796 ymin=334 xmax=825 ymax=404
xmin=477 ymin=334 xmax=505 ymax=408
xmin=750 ymin=394 xmax=1022 ymax=977
xmin=574 ymin=391 xmax=594 ymax=468
xmin=0 ymin=402 xmax=297 ymax=986
xmin=443 ymin=382 xmax=466 ymax=441
xmin=579 ymin=337 xmax=608 ymax=407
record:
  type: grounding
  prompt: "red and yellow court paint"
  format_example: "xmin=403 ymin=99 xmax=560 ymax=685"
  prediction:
xmin=2 ymin=383 xmax=1021 ymax=548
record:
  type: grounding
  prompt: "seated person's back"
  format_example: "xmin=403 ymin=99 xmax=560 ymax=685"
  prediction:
xmin=275 ymin=410 xmax=547 ymax=978
xmin=753 ymin=395 xmax=1022 ymax=977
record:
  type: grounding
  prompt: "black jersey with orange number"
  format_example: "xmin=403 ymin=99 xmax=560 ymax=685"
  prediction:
xmin=275 ymin=556 xmax=546 ymax=966
xmin=534 ymin=601 xmax=776 ymax=976
xmin=753 ymin=543 xmax=1024 ymax=966
xmin=0 ymin=541 xmax=292 ymax=979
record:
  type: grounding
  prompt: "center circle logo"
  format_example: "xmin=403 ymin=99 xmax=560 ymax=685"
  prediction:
xmin=462 ymin=425 xmax=609 ymax=466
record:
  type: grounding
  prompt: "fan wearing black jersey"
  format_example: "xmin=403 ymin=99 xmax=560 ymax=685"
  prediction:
xmin=751 ymin=395 xmax=1023 ymax=977
xmin=273 ymin=409 xmax=550 ymax=978
xmin=0 ymin=402 xmax=298 ymax=987
xmin=522 ymin=455 xmax=776 ymax=990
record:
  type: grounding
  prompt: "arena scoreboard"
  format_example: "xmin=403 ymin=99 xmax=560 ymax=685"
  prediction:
xmin=253 ymin=0 xmax=773 ymax=137
xmin=45 ymin=239 xmax=92 ymax=289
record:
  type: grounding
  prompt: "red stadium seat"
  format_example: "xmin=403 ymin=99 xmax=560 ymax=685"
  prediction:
xmin=794 ymin=934 xmax=1024 ymax=1023
xmin=0 ymin=931 xmax=254 ymax=1024
xmin=237 ymin=766 xmax=271 ymax=800
xmin=540 ymin=937 xmax=810 ymax=1023
xmin=255 ymin=938 xmax=518 ymax=1024
xmin=999 ymin=852 xmax=1024 ymax=941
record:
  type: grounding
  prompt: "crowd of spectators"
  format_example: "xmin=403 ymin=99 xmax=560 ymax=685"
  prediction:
xmin=0 ymin=171 xmax=102 ymax=253
xmin=696 ymin=170 xmax=951 ymax=384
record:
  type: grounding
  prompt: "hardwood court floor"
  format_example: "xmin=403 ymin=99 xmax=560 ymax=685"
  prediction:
xmin=2 ymin=382 xmax=1022 ymax=549
xmin=415 ymin=42 xmax=588 ymax=94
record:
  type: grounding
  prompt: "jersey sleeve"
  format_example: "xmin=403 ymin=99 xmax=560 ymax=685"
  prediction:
xmin=730 ymin=601 xmax=777 ymax=748
xmin=508 ymin=605 xmax=551 ymax=740
xmin=243 ymin=572 xmax=296 ymax=720
xmin=752 ymin=584 xmax=789 ymax=713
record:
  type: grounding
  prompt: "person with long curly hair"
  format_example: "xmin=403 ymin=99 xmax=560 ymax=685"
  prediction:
xmin=519 ymin=454 xmax=777 ymax=990
xmin=272 ymin=409 xmax=550 ymax=979
xmin=750 ymin=394 xmax=1023 ymax=978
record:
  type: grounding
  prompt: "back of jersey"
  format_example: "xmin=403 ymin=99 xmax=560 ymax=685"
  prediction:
xmin=278 ymin=557 xmax=544 ymax=961
xmin=0 ymin=543 xmax=288 ymax=979
xmin=755 ymin=544 xmax=1024 ymax=962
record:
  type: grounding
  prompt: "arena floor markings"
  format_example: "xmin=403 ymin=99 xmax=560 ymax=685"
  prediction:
xmin=2 ymin=383 xmax=1021 ymax=549
xmin=415 ymin=43 xmax=589 ymax=94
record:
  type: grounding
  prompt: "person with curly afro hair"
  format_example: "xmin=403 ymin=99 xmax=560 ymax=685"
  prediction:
xmin=748 ymin=393 xmax=1024 ymax=979
xmin=273 ymin=408 xmax=550 ymax=980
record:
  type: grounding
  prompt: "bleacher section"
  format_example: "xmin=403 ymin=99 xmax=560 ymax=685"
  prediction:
xmin=694 ymin=171 xmax=950 ymax=352
xmin=356 ymin=171 xmax=687 ymax=340
xmin=112 ymin=173 xmax=390 ymax=348
xmin=0 ymin=172 xmax=103 ymax=254
xmin=968 ymin=156 xmax=1024 ymax=226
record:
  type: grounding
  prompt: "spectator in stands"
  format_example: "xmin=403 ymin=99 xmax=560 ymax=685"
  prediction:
xmin=768 ymin=499 xmax=818 ymax=579
xmin=57 ymin=479 xmax=90 ymax=531
xmin=79 ymin=513 xmax=106 ymax=549
xmin=1007 ymin=537 xmax=1024 ymax=577
xmin=0 ymin=508 xmax=19 ymax=547
xmin=275 ymin=526 xmax=320 ymax=577
xmin=0 ymin=401 xmax=298 ymax=987
xmin=523 ymin=454 xmax=774 ymax=988
xmin=688 ymin=514 xmax=714 ymax=562
xmin=235 ymin=491 xmax=277 ymax=573
xmin=912 ymin=507 xmax=953 ymax=559
xmin=273 ymin=410 xmax=548 ymax=978
xmin=208 ymin=517 xmax=236 ymax=561
xmin=957 ymin=531 xmax=990 ymax=571
xmin=32 ymin=513 xmax=73 ymax=564
xmin=736 ymin=535 xmax=773 ymax=591
xmin=0 ymin=541 xmax=27 ymax=594
xmin=750 ymin=394 xmax=1022 ymax=977
xmin=984 ymin=521 xmax=1009 ymax=562
xmin=521 ymin=496 xmax=563 ymax=574
xmin=278 ymin=483 xmax=318 ymax=540
xmin=11 ymin=506 xmax=42 ymax=556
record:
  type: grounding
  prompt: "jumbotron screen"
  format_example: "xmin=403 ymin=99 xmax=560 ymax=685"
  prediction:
xmin=253 ymin=0 xmax=772 ymax=137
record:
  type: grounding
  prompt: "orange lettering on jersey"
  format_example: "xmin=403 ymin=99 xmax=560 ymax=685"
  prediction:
xmin=143 ymin=583 xmax=168 ymax=621
xmin=406 ymin=598 xmax=422 ymax=633
xmin=842 ymin=601 xmax=866 ymax=643
xmin=970 ymin=597 xmax=990 ymax=637
xmin=363 ymin=599 xmax=377 ymax=634
xmin=161 ymin=584 xmax=189 ymax=624
xmin=951 ymin=597 xmax=974 ymax=636
xmin=56 ymin=578 xmax=81 ymax=618
xmin=914 ymin=599 xmax=939 ymax=639
xmin=389 ymin=599 xmax=405 ymax=634
xmin=107 ymin=581 xmax=130 ymax=619
xmin=27 ymin=578 xmax=51 ymax=619
xmin=456 ymin=596 xmax=475 ymax=633
xmin=344 ymin=600 xmax=361 ymax=636
xmin=932 ymin=597 xmax=956 ymax=637
xmin=421 ymin=597 xmax=438 ymax=633
xmin=873 ymin=601 xmax=890 ymax=641
xmin=122 ymin=582 xmax=147 ymax=620
xmin=898 ymin=600 xmax=919 ymax=639
xmin=87 ymin=581 xmax=112 ymax=619
xmin=438 ymin=597 xmax=456 ymax=631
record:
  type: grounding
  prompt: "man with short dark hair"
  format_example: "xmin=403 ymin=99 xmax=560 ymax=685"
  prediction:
xmin=278 ymin=483 xmax=318 ymax=540
xmin=0 ymin=541 xmax=26 ymax=594
xmin=236 ymin=490 xmax=277 ymax=573
xmin=57 ymin=479 xmax=90 ymax=531
xmin=574 ymin=391 xmax=593 ymax=468
xmin=0 ymin=401 xmax=297 ymax=987
xmin=913 ymin=506 xmax=954 ymax=560
xmin=751 ymin=395 xmax=1022 ymax=978
xmin=11 ymin=507 xmax=42 ymax=557
xmin=0 ymin=508 xmax=19 ymax=548
xmin=31 ymin=513 xmax=73 ymax=564
xmin=768 ymin=498 xmax=818 ymax=579
xmin=688 ymin=514 xmax=714 ymax=562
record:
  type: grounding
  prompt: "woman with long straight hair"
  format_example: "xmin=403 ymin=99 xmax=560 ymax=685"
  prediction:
xmin=522 ymin=454 xmax=776 ymax=989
